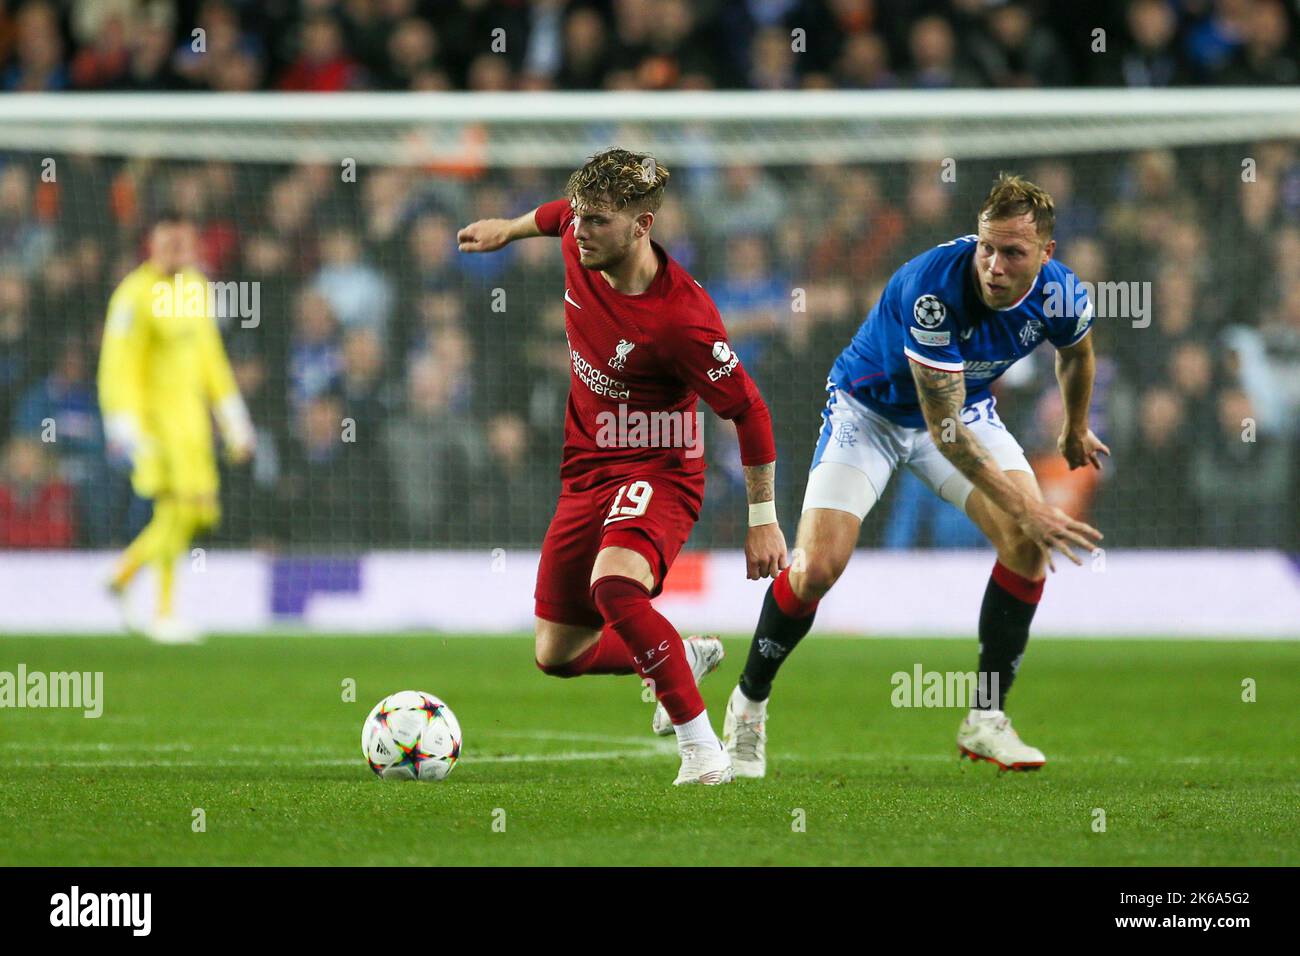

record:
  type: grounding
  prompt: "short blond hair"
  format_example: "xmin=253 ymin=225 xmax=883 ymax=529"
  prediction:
xmin=565 ymin=148 xmax=670 ymax=216
xmin=979 ymin=173 xmax=1055 ymax=239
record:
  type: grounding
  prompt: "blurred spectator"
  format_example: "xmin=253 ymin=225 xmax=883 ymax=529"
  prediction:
xmin=313 ymin=227 xmax=393 ymax=344
xmin=172 ymin=0 xmax=264 ymax=92
xmin=1091 ymin=0 xmax=1192 ymax=87
xmin=1192 ymin=388 xmax=1292 ymax=546
xmin=12 ymin=336 xmax=111 ymax=543
xmin=1221 ymin=0 xmax=1298 ymax=84
xmin=68 ymin=1 xmax=131 ymax=90
xmin=470 ymin=411 xmax=552 ymax=545
xmin=123 ymin=13 xmax=180 ymax=91
xmin=833 ymin=31 xmax=897 ymax=89
xmin=1184 ymin=0 xmax=1251 ymax=81
xmin=339 ymin=328 xmax=392 ymax=450
xmin=691 ymin=164 xmax=784 ymax=242
xmin=2 ymin=1 xmax=66 ymax=91
xmin=556 ymin=6 xmax=612 ymax=90
xmin=379 ymin=16 xmax=442 ymax=90
xmin=0 ymin=271 xmax=32 ymax=430
xmin=905 ymin=15 xmax=982 ymax=89
xmin=750 ymin=25 xmax=800 ymax=89
xmin=279 ymin=390 xmax=384 ymax=546
xmin=966 ymin=2 xmax=1073 ymax=88
xmin=277 ymin=13 xmax=362 ymax=92
xmin=0 ymin=437 xmax=74 ymax=547
xmin=216 ymin=346 xmax=281 ymax=547
xmin=1107 ymin=385 xmax=1199 ymax=546
xmin=288 ymin=289 xmax=344 ymax=411
xmin=709 ymin=235 xmax=790 ymax=374
xmin=381 ymin=354 xmax=482 ymax=544
xmin=0 ymin=164 xmax=56 ymax=277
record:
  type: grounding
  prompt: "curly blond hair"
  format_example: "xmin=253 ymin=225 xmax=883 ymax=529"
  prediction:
xmin=979 ymin=173 xmax=1055 ymax=239
xmin=564 ymin=147 xmax=670 ymax=215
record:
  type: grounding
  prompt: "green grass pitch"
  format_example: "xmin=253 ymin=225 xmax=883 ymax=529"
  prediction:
xmin=0 ymin=634 xmax=1295 ymax=866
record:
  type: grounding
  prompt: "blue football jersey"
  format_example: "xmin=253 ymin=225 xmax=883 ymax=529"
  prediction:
xmin=829 ymin=235 xmax=1094 ymax=428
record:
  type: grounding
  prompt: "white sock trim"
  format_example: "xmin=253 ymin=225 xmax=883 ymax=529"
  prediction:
xmin=674 ymin=710 xmax=721 ymax=749
xmin=731 ymin=684 xmax=767 ymax=717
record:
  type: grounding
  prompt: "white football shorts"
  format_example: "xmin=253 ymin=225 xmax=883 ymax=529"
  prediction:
xmin=802 ymin=383 xmax=1032 ymax=520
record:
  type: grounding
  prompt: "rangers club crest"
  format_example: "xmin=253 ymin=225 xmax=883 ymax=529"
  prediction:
xmin=1019 ymin=319 xmax=1044 ymax=347
xmin=608 ymin=339 xmax=635 ymax=371
xmin=913 ymin=295 xmax=946 ymax=329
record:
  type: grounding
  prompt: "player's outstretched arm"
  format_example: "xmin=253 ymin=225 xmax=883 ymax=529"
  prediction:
xmin=456 ymin=209 xmax=544 ymax=253
xmin=908 ymin=359 xmax=1101 ymax=570
xmin=1054 ymin=334 xmax=1110 ymax=471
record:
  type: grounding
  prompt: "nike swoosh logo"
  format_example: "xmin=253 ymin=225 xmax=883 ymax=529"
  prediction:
xmin=602 ymin=514 xmax=640 ymax=525
xmin=564 ymin=289 xmax=582 ymax=309
xmin=643 ymin=656 xmax=671 ymax=674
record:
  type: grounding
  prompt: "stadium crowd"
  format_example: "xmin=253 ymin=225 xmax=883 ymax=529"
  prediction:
xmin=1 ymin=0 xmax=1298 ymax=93
xmin=2 ymin=142 xmax=1298 ymax=552
xmin=0 ymin=1 xmax=1297 ymax=553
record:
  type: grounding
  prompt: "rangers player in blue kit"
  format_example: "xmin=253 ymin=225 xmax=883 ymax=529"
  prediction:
xmin=721 ymin=174 xmax=1110 ymax=774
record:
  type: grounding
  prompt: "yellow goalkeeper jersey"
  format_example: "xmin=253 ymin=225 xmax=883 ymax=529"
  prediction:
xmin=98 ymin=262 xmax=246 ymax=498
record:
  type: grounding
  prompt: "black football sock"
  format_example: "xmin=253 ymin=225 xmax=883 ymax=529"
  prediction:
xmin=976 ymin=561 xmax=1044 ymax=711
xmin=739 ymin=569 xmax=819 ymax=702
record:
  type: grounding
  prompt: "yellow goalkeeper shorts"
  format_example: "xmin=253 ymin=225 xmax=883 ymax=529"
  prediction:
xmin=132 ymin=440 xmax=219 ymax=501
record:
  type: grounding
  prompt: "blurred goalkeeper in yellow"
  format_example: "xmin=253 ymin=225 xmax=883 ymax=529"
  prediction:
xmin=98 ymin=212 xmax=254 ymax=644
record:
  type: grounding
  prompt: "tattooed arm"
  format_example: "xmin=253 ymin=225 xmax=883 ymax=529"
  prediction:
xmin=743 ymin=461 xmax=775 ymax=508
xmin=908 ymin=360 xmax=1033 ymax=522
xmin=742 ymin=459 xmax=786 ymax=580
xmin=728 ymin=398 xmax=787 ymax=579
xmin=908 ymin=358 xmax=1103 ymax=568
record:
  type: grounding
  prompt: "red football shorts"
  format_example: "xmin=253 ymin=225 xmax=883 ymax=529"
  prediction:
xmin=534 ymin=471 xmax=703 ymax=628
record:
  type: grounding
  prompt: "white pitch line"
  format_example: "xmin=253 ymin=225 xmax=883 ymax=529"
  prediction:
xmin=4 ymin=749 xmax=675 ymax=769
xmin=3 ymin=736 xmax=1286 ymax=769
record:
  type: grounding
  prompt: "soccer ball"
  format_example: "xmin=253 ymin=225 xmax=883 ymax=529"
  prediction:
xmin=361 ymin=690 xmax=462 ymax=782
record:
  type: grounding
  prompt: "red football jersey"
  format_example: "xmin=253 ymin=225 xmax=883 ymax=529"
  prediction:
xmin=535 ymin=198 xmax=766 ymax=490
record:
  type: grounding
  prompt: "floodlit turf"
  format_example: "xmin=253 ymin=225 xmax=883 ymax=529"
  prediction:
xmin=0 ymin=634 xmax=1295 ymax=866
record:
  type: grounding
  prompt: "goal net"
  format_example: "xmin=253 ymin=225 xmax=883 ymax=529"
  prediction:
xmin=3 ymin=90 xmax=1298 ymax=556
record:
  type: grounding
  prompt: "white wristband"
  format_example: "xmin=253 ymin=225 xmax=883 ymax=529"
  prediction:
xmin=748 ymin=500 xmax=777 ymax=527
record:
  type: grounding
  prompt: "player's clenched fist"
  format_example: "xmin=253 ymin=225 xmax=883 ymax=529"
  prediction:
xmin=457 ymin=219 xmax=515 ymax=253
xmin=745 ymin=522 xmax=789 ymax=580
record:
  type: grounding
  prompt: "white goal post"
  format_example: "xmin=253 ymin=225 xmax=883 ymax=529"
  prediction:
xmin=3 ymin=89 xmax=1299 ymax=166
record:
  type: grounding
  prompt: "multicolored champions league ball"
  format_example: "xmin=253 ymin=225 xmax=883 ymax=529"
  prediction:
xmin=362 ymin=690 xmax=462 ymax=782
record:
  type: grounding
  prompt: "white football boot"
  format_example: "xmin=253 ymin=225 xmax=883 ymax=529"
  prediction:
xmin=672 ymin=738 xmax=735 ymax=786
xmin=146 ymin=615 xmax=205 ymax=646
xmin=722 ymin=686 xmax=767 ymax=778
xmin=957 ymin=710 xmax=1045 ymax=771
xmin=651 ymin=635 xmax=724 ymax=736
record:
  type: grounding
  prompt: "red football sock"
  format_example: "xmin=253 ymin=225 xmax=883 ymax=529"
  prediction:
xmin=535 ymin=627 xmax=636 ymax=677
xmin=772 ymin=566 xmax=819 ymax=617
xmin=590 ymin=576 xmax=704 ymax=724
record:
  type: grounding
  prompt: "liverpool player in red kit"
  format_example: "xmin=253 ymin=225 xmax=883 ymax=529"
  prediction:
xmin=458 ymin=149 xmax=787 ymax=785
